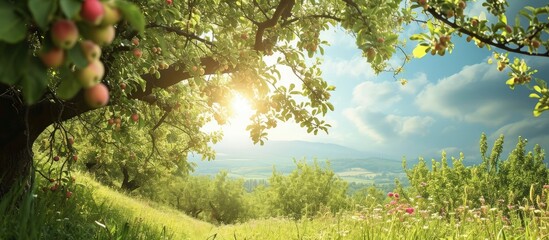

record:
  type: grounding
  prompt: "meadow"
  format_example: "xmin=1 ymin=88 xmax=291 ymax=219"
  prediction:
xmin=1 ymin=170 xmax=548 ymax=239
xmin=2 ymin=135 xmax=548 ymax=239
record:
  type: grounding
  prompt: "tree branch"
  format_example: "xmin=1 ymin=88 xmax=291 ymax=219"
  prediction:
xmin=146 ymin=23 xmax=214 ymax=46
xmin=254 ymin=0 xmax=295 ymax=51
xmin=427 ymin=8 xmax=549 ymax=57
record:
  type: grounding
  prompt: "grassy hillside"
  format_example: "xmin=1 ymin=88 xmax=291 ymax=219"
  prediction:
xmin=81 ymin=174 xmax=214 ymax=239
xmin=3 ymin=172 xmax=547 ymax=239
xmin=90 ymin=172 xmax=549 ymax=239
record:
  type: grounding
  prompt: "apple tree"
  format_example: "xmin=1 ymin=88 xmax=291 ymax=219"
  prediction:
xmin=0 ymin=0 xmax=408 ymax=196
xmin=4 ymin=0 xmax=546 ymax=198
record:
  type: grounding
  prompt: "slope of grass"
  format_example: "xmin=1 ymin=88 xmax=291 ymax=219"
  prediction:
xmin=3 ymin=172 xmax=548 ymax=239
xmin=77 ymin=173 xmax=216 ymax=239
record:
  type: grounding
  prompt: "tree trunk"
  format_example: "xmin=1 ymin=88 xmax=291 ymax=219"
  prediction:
xmin=0 ymin=83 xmax=89 ymax=198
xmin=0 ymin=93 xmax=35 ymax=197
xmin=120 ymin=165 xmax=140 ymax=192
xmin=0 ymin=135 xmax=34 ymax=197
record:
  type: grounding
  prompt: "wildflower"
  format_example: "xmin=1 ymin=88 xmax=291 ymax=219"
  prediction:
xmin=394 ymin=193 xmax=400 ymax=199
xmin=502 ymin=216 xmax=511 ymax=225
xmin=390 ymin=200 xmax=397 ymax=205
xmin=543 ymin=184 xmax=549 ymax=189
xmin=388 ymin=192 xmax=394 ymax=197
xmin=405 ymin=207 xmax=415 ymax=214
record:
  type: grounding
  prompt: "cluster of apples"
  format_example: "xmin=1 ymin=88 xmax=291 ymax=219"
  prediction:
xmin=430 ymin=35 xmax=451 ymax=56
xmin=39 ymin=0 xmax=121 ymax=108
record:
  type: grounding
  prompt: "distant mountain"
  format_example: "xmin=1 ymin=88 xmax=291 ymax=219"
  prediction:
xmin=214 ymin=140 xmax=370 ymax=161
xmin=189 ymin=140 xmax=408 ymax=178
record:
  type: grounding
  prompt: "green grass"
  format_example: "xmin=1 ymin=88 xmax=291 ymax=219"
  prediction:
xmin=2 ymin=172 xmax=548 ymax=239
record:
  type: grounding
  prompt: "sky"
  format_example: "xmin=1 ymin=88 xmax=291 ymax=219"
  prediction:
xmin=213 ymin=2 xmax=549 ymax=162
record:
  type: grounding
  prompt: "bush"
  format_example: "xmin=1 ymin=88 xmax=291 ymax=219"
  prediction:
xmin=404 ymin=133 xmax=549 ymax=213
xmin=267 ymin=159 xmax=349 ymax=219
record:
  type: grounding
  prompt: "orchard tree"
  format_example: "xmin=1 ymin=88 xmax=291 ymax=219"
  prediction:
xmin=1 ymin=0 xmax=548 ymax=197
xmin=0 ymin=0 xmax=407 ymax=196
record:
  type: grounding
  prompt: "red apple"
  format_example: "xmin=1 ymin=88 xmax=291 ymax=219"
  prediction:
xmin=132 ymin=37 xmax=140 ymax=46
xmin=81 ymin=0 xmax=104 ymax=25
xmin=133 ymin=48 xmax=142 ymax=58
xmin=532 ymin=39 xmax=541 ymax=49
xmin=51 ymin=19 xmax=79 ymax=49
xmin=131 ymin=113 xmax=139 ymax=122
xmin=40 ymin=48 xmax=65 ymax=68
xmin=84 ymin=83 xmax=110 ymax=108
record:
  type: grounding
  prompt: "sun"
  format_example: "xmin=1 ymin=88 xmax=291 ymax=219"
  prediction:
xmin=229 ymin=93 xmax=254 ymax=124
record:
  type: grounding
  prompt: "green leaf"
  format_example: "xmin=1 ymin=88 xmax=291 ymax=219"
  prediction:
xmin=29 ymin=0 xmax=57 ymax=30
xmin=0 ymin=42 xmax=28 ymax=85
xmin=56 ymin=67 xmax=82 ymax=100
xmin=409 ymin=34 xmax=426 ymax=41
xmin=116 ymin=1 xmax=145 ymax=34
xmin=506 ymin=78 xmax=515 ymax=89
xmin=0 ymin=4 xmax=27 ymax=44
xmin=67 ymin=45 xmax=89 ymax=69
xmin=533 ymin=85 xmax=542 ymax=93
xmin=498 ymin=14 xmax=507 ymax=24
xmin=21 ymin=58 xmax=48 ymax=104
xmin=529 ymin=93 xmax=540 ymax=99
xmin=412 ymin=44 xmax=429 ymax=59
xmin=59 ymin=0 xmax=81 ymax=19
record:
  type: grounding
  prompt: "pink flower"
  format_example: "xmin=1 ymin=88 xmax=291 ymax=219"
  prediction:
xmin=405 ymin=207 xmax=414 ymax=214
xmin=388 ymin=192 xmax=394 ymax=197
xmin=390 ymin=200 xmax=397 ymax=205
xmin=543 ymin=184 xmax=549 ymax=189
xmin=394 ymin=193 xmax=400 ymax=198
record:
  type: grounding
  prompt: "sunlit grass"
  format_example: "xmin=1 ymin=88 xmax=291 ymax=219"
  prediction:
xmin=78 ymin=173 xmax=215 ymax=239
xmin=3 ymin=172 xmax=548 ymax=239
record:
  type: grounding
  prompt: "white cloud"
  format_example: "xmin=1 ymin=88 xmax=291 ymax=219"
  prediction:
xmin=491 ymin=117 xmax=549 ymax=140
xmin=344 ymin=107 xmax=435 ymax=144
xmin=344 ymin=108 xmax=388 ymax=143
xmin=320 ymin=28 xmax=356 ymax=49
xmin=324 ymin=56 xmax=376 ymax=79
xmin=467 ymin=0 xmax=488 ymax=18
xmin=386 ymin=114 xmax=434 ymax=136
xmin=415 ymin=62 xmax=533 ymax=126
xmin=341 ymin=73 xmax=436 ymax=143
xmin=352 ymin=80 xmax=401 ymax=110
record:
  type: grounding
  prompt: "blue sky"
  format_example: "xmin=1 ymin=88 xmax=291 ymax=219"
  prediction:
xmin=216 ymin=2 xmax=549 ymax=162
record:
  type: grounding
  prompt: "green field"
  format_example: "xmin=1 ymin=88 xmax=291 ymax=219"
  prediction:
xmin=3 ymin=172 xmax=546 ymax=239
